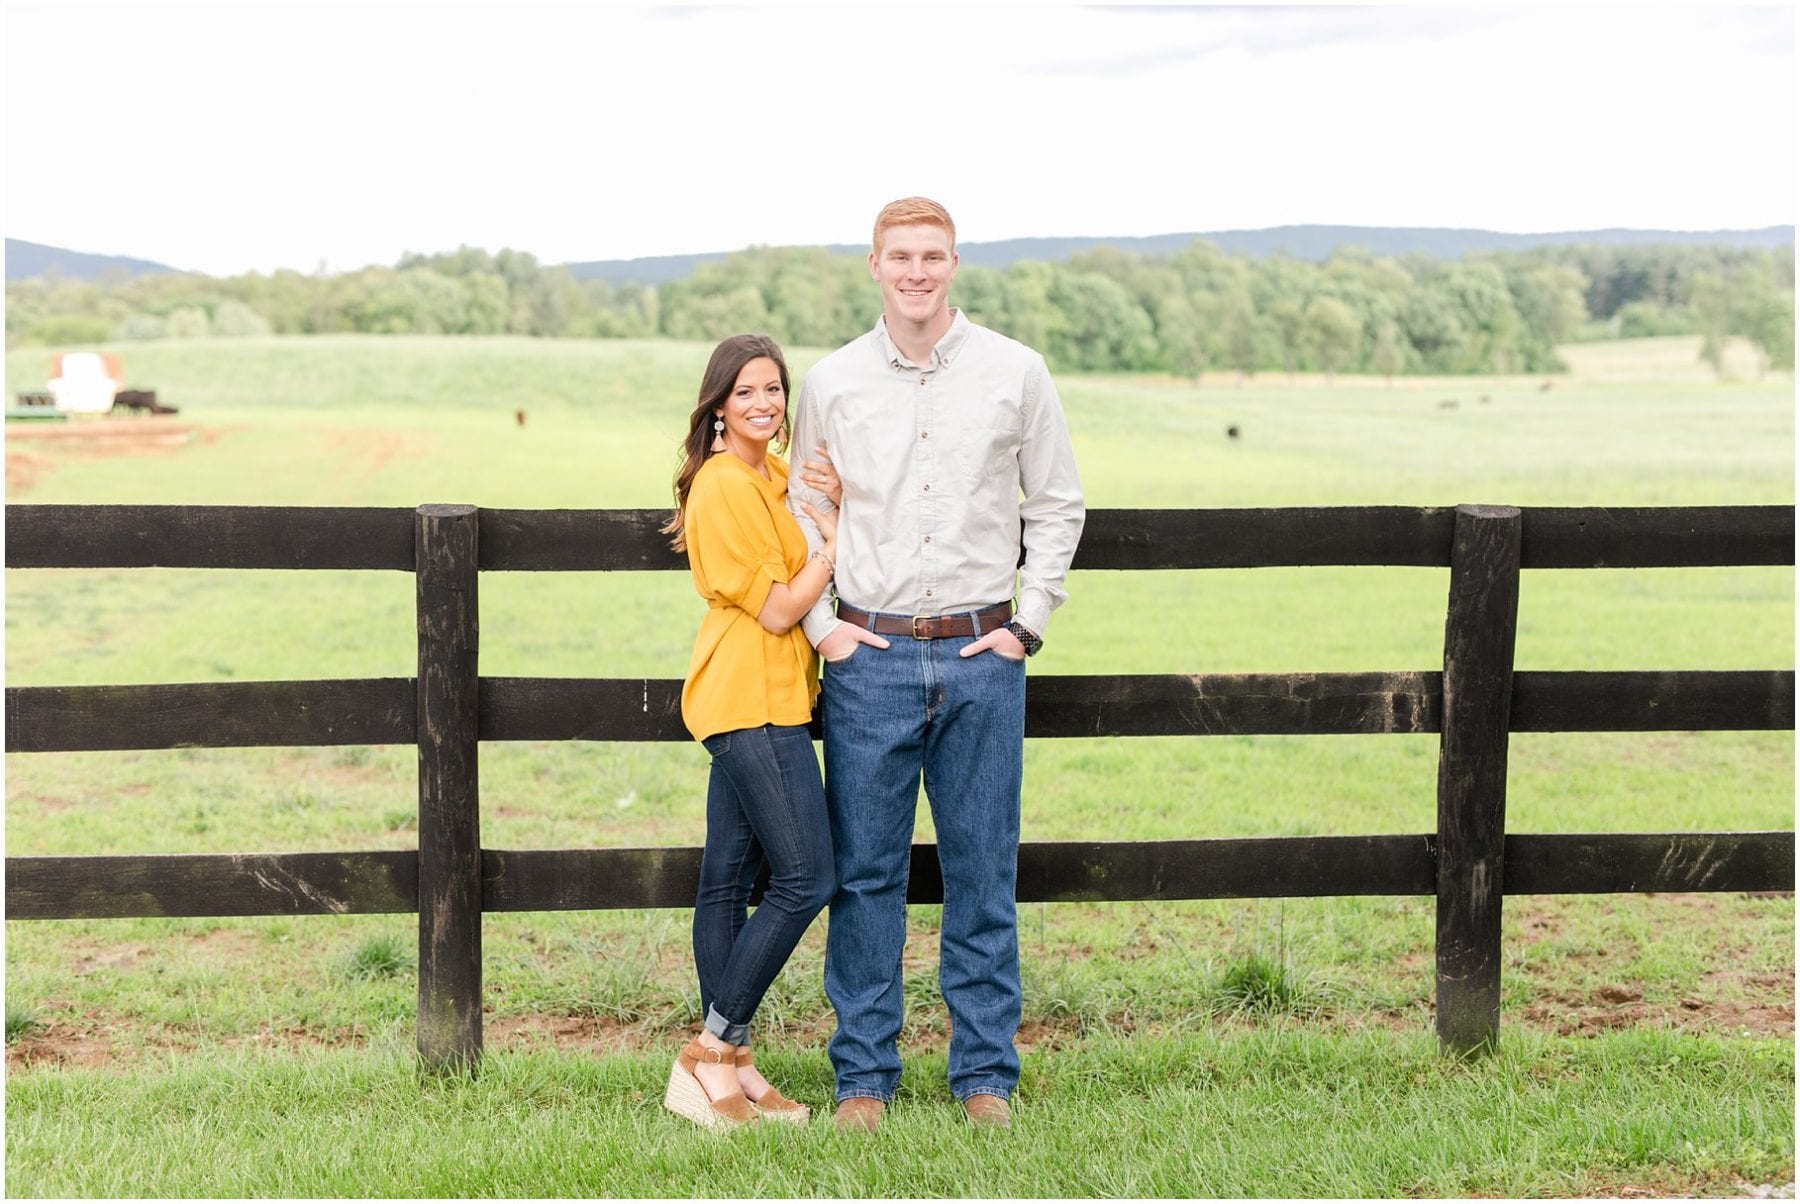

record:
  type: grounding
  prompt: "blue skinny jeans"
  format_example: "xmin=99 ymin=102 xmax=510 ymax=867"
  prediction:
xmin=693 ymin=723 xmax=835 ymax=1046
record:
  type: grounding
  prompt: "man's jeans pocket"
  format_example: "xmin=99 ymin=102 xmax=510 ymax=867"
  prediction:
xmin=823 ymin=640 xmax=864 ymax=666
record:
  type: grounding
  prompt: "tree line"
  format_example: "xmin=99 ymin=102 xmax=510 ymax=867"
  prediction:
xmin=8 ymin=239 xmax=1792 ymax=376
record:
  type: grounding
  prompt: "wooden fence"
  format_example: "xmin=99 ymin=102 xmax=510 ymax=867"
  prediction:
xmin=5 ymin=503 xmax=1794 ymax=1070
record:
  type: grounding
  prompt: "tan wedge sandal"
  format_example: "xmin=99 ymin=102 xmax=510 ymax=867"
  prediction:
xmin=737 ymin=1047 xmax=810 ymax=1123
xmin=664 ymin=1038 xmax=758 ymax=1129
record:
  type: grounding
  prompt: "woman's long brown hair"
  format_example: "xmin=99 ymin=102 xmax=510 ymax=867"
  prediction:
xmin=664 ymin=333 xmax=792 ymax=552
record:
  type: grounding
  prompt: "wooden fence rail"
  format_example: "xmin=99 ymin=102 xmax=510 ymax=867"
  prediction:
xmin=4 ymin=503 xmax=1794 ymax=1068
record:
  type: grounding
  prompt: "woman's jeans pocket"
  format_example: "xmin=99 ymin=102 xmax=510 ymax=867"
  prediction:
xmin=701 ymin=732 xmax=732 ymax=758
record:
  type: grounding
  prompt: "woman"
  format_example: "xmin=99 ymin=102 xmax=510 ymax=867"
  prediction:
xmin=663 ymin=333 xmax=840 ymax=1129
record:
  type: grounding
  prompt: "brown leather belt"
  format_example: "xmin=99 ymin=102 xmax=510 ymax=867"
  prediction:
xmin=836 ymin=601 xmax=1013 ymax=640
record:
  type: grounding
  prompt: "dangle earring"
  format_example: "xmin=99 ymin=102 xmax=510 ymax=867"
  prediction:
xmin=710 ymin=417 xmax=726 ymax=453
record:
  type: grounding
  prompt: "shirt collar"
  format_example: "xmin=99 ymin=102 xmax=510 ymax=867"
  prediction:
xmin=873 ymin=308 xmax=971 ymax=371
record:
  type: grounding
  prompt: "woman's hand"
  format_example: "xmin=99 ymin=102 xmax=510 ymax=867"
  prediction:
xmin=800 ymin=444 xmax=842 ymax=508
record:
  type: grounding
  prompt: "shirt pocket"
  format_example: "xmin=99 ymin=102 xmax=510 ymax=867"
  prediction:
xmin=952 ymin=419 xmax=1021 ymax=496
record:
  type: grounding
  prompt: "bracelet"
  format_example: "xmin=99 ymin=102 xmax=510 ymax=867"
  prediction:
xmin=812 ymin=550 xmax=835 ymax=575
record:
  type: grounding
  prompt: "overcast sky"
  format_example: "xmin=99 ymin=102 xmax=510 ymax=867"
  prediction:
xmin=5 ymin=3 xmax=1794 ymax=276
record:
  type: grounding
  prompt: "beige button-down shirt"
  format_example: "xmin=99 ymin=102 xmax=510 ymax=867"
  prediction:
xmin=788 ymin=310 xmax=1085 ymax=646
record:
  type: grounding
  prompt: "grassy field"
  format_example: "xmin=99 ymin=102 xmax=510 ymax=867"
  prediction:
xmin=4 ymin=333 xmax=1793 ymax=1196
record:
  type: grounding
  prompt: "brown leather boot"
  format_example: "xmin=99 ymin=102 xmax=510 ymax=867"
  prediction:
xmin=962 ymin=1093 xmax=1011 ymax=1129
xmin=663 ymin=1038 xmax=758 ymax=1129
xmin=736 ymin=1047 xmax=809 ymax=1124
xmin=833 ymin=1097 xmax=886 ymax=1132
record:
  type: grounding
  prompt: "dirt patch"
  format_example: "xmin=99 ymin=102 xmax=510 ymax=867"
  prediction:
xmin=6 ymin=450 xmax=49 ymax=493
xmin=320 ymin=429 xmax=427 ymax=493
xmin=221 ymin=1022 xmax=367 ymax=1055
xmin=1571 ymin=1168 xmax=1794 ymax=1199
xmin=1522 ymin=983 xmax=1793 ymax=1039
xmin=14 ymin=790 xmax=78 ymax=814
xmin=5 ymin=419 xmax=226 ymax=497
xmin=8 ymin=1025 xmax=119 ymax=1071
xmin=1513 ymin=907 xmax=1568 ymax=944
xmin=72 ymin=944 xmax=149 ymax=975
xmin=487 ymin=1014 xmax=644 ymax=1056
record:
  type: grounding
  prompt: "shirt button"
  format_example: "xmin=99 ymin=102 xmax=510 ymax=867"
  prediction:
xmin=918 ymin=377 xmax=927 ymax=387
xmin=924 ymin=535 xmax=932 ymax=543
xmin=922 ymin=483 xmax=931 ymax=492
xmin=925 ymin=590 xmax=933 ymax=597
xmin=920 ymin=430 xmax=929 ymax=439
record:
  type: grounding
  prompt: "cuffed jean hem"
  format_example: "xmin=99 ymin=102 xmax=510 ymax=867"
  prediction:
xmin=953 ymin=1084 xmax=1013 ymax=1103
xmin=704 ymin=1004 xmax=750 ymax=1047
xmin=835 ymin=1089 xmax=892 ymax=1104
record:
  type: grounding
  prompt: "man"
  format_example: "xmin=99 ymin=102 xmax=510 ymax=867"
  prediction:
xmin=787 ymin=197 xmax=1085 ymax=1131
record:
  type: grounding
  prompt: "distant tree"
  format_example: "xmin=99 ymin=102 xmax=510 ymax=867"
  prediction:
xmin=1368 ymin=318 xmax=1408 ymax=384
xmin=1218 ymin=290 xmax=1271 ymax=384
xmin=951 ymin=264 xmax=1007 ymax=333
xmin=997 ymin=261 xmax=1063 ymax=358
xmin=1736 ymin=266 xmax=1796 ymax=374
xmin=164 ymin=305 xmax=211 ymax=339
xmin=1265 ymin=299 xmax=1307 ymax=378
xmin=663 ymin=285 xmax=768 ymax=342
xmin=1044 ymin=270 xmax=1157 ymax=372
xmin=1153 ymin=291 xmax=1219 ymax=383
xmin=1401 ymin=286 xmax=1468 ymax=372
xmin=1690 ymin=271 xmax=1732 ymax=377
xmin=23 ymin=314 xmax=112 ymax=346
xmin=210 ymin=300 xmax=273 ymax=338
xmin=112 ymin=312 xmax=168 ymax=341
xmin=1442 ymin=261 xmax=1523 ymax=373
xmin=1614 ymin=300 xmax=1693 ymax=338
xmin=1304 ymin=295 xmax=1362 ymax=383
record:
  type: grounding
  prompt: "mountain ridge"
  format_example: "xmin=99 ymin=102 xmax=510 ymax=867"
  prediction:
xmin=565 ymin=225 xmax=1795 ymax=284
xmin=8 ymin=226 xmax=1792 ymax=284
xmin=5 ymin=238 xmax=184 ymax=282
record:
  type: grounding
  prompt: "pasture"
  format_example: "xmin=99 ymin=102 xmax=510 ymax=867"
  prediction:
xmin=4 ymin=334 xmax=1793 ymax=1196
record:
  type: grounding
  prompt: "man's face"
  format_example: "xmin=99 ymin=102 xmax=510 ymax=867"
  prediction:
xmin=869 ymin=223 xmax=957 ymax=329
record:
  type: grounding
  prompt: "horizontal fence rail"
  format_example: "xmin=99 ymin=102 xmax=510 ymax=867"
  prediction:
xmin=7 ymin=670 xmax=1791 ymax=752
xmin=4 ymin=501 xmax=1793 ymax=1067
xmin=9 ymin=832 xmax=1792 ymax=921
xmin=8 ymin=505 xmax=1794 ymax=571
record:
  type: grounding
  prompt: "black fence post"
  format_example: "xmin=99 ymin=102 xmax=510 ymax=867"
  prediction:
xmin=415 ymin=504 xmax=482 ymax=1073
xmin=1435 ymin=503 xmax=1522 ymax=1056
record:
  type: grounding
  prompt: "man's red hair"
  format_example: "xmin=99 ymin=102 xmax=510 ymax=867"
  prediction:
xmin=872 ymin=197 xmax=956 ymax=255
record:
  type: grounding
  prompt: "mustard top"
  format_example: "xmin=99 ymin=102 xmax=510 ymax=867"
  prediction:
xmin=680 ymin=452 xmax=820 ymax=742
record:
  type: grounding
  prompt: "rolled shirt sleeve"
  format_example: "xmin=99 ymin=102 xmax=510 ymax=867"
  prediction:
xmin=687 ymin=467 xmax=792 ymax=620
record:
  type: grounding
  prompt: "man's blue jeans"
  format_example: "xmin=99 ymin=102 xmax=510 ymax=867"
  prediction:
xmin=821 ymin=629 xmax=1026 ymax=1103
xmin=694 ymin=724 xmax=836 ymax=1046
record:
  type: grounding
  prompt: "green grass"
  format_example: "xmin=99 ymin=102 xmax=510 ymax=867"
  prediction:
xmin=342 ymin=933 xmax=413 ymax=982
xmin=6 ymin=1002 xmax=41 ymax=1044
xmin=5 ymin=333 xmax=1792 ymax=1194
xmin=5 ymin=1032 xmax=1791 ymax=1197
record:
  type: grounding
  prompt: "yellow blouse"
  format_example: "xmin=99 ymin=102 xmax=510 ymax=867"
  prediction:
xmin=680 ymin=452 xmax=820 ymax=742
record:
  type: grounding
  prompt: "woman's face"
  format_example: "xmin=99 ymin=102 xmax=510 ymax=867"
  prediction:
xmin=715 ymin=356 xmax=786 ymax=454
